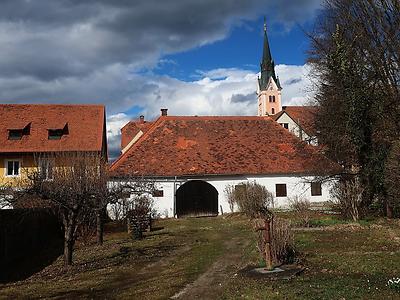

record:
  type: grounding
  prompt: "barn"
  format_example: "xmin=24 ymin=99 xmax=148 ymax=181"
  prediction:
xmin=110 ymin=112 xmax=339 ymax=218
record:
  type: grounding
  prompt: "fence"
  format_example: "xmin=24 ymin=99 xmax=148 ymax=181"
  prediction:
xmin=0 ymin=208 xmax=63 ymax=282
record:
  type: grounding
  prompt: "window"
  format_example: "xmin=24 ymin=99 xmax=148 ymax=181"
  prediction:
xmin=268 ymin=95 xmax=272 ymax=102
xmin=311 ymin=182 xmax=322 ymax=196
xmin=6 ymin=160 xmax=20 ymax=177
xmin=272 ymin=96 xmax=276 ymax=102
xmin=8 ymin=129 xmax=23 ymax=140
xmin=8 ymin=123 xmax=31 ymax=140
xmin=280 ymin=123 xmax=289 ymax=129
xmin=48 ymin=129 xmax=64 ymax=140
xmin=39 ymin=158 xmax=54 ymax=180
xmin=152 ymin=190 xmax=164 ymax=197
xmin=271 ymin=108 xmax=275 ymax=114
xmin=48 ymin=123 xmax=69 ymax=140
xmin=275 ymin=184 xmax=287 ymax=197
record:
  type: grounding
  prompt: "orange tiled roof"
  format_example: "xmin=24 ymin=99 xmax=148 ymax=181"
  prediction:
xmin=121 ymin=119 xmax=153 ymax=150
xmin=0 ymin=104 xmax=106 ymax=153
xmin=111 ymin=115 xmax=339 ymax=177
xmin=274 ymin=106 xmax=318 ymax=136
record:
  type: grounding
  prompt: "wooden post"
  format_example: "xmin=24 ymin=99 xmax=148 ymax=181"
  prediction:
xmin=264 ymin=219 xmax=273 ymax=270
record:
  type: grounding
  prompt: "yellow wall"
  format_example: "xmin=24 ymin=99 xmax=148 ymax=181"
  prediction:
xmin=0 ymin=153 xmax=36 ymax=186
xmin=0 ymin=152 xmax=105 ymax=187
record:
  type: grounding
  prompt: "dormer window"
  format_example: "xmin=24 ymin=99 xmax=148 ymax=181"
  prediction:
xmin=8 ymin=129 xmax=23 ymax=140
xmin=8 ymin=123 xmax=31 ymax=140
xmin=48 ymin=123 xmax=69 ymax=140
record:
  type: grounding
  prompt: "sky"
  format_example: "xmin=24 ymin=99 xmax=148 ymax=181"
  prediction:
xmin=0 ymin=0 xmax=324 ymax=159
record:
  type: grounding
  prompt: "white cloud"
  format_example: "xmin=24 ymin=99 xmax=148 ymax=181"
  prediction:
xmin=105 ymin=64 xmax=313 ymax=159
xmin=106 ymin=113 xmax=131 ymax=159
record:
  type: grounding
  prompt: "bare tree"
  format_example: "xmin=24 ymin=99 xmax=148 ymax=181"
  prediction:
xmin=28 ymin=152 xmax=112 ymax=265
xmin=331 ymin=178 xmax=364 ymax=221
xmin=224 ymin=184 xmax=236 ymax=213
xmin=384 ymin=140 xmax=400 ymax=218
xmin=3 ymin=152 xmax=114 ymax=265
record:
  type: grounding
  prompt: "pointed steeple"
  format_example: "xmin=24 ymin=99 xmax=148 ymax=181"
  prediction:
xmin=258 ymin=18 xmax=281 ymax=90
xmin=261 ymin=17 xmax=272 ymax=70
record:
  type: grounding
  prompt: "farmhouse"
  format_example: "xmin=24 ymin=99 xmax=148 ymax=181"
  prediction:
xmin=110 ymin=22 xmax=338 ymax=218
xmin=0 ymin=104 xmax=107 ymax=189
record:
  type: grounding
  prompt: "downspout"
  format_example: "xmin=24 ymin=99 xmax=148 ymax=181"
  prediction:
xmin=173 ymin=176 xmax=177 ymax=218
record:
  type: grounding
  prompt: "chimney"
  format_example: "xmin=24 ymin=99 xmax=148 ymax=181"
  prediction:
xmin=161 ymin=108 xmax=168 ymax=116
xmin=139 ymin=115 xmax=145 ymax=124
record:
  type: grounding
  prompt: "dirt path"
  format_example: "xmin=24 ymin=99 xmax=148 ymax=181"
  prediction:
xmin=171 ymin=238 xmax=250 ymax=300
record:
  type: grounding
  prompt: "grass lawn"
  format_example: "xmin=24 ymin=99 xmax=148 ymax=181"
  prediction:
xmin=0 ymin=213 xmax=399 ymax=299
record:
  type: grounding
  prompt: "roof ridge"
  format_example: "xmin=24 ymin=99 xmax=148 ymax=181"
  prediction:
xmin=161 ymin=115 xmax=273 ymax=120
xmin=120 ymin=119 xmax=154 ymax=131
xmin=0 ymin=103 xmax=105 ymax=108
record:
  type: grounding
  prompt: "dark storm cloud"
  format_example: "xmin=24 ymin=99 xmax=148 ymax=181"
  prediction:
xmin=231 ymin=93 xmax=255 ymax=103
xmin=0 ymin=0 xmax=321 ymax=155
xmin=285 ymin=78 xmax=302 ymax=85
xmin=0 ymin=0 xmax=322 ymax=81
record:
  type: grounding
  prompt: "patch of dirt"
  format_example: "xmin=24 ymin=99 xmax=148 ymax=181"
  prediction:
xmin=171 ymin=238 xmax=250 ymax=300
xmin=239 ymin=264 xmax=304 ymax=280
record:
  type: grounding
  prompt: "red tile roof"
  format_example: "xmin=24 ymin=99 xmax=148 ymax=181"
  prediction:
xmin=121 ymin=119 xmax=153 ymax=150
xmin=0 ymin=104 xmax=106 ymax=153
xmin=111 ymin=115 xmax=339 ymax=177
xmin=273 ymin=106 xmax=318 ymax=136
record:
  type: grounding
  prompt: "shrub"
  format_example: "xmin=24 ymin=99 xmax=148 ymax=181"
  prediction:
xmin=254 ymin=217 xmax=295 ymax=266
xmin=330 ymin=178 xmax=364 ymax=221
xmin=126 ymin=195 xmax=154 ymax=239
xmin=288 ymin=195 xmax=312 ymax=227
xmin=232 ymin=181 xmax=273 ymax=218
xmin=271 ymin=217 xmax=295 ymax=264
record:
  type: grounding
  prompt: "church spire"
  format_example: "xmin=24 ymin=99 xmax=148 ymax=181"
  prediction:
xmin=261 ymin=17 xmax=272 ymax=71
xmin=258 ymin=18 xmax=281 ymax=90
xmin=256 ymin=17 xmax=282 ymax=117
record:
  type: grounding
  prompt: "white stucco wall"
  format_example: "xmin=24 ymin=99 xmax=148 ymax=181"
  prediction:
xmin=108 ymin=175 xmax=334 ymax=219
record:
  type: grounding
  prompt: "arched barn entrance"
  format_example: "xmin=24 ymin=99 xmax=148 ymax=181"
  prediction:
xmin=176 ymin=180 xmax=218 ymax=218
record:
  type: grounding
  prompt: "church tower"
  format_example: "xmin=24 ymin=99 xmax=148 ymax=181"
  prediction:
xmin=257 ymin=20 xmax=282 ymax=116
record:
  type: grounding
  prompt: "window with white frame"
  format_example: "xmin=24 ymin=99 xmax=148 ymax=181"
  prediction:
xmin=39 ymin=158 xmax=54 ymax=180
xmin=6 ymin=160 xmax=20 ymax=177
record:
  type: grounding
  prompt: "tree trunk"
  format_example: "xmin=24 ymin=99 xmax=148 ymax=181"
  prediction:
xmin=96 ymin=209 xmax=104 ymax=245
xmin=385 ymin=201 xmax=394 ymax=219
xmin=63 ymin=211 xmax=77 ymax=266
